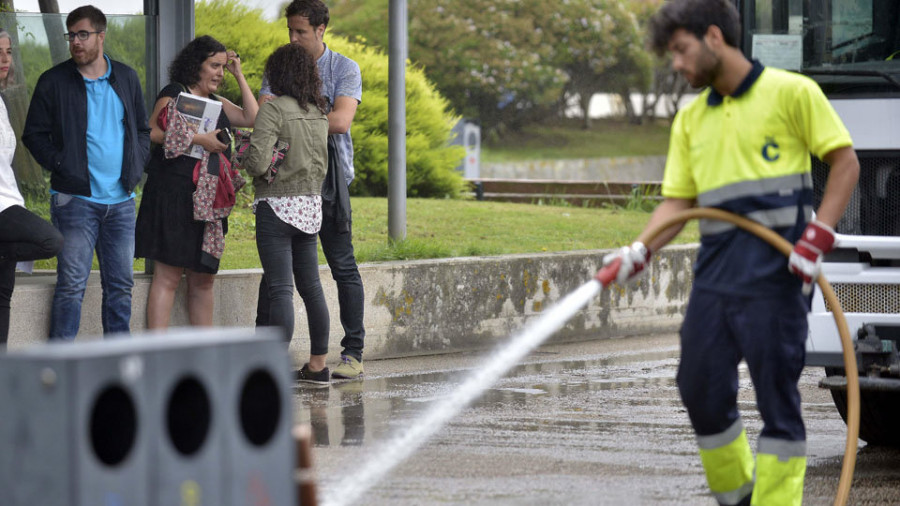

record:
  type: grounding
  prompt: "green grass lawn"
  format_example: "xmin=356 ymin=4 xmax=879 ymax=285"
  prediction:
xmin=31 ymin=196 xmax=698 ymax=272
xmin=482 ymin=118 xmax=672 ymax=162
xmin=195 ymin=196 xmax=700 ymax=270
xmin=27 ymin=118 xmax=683 ymax=272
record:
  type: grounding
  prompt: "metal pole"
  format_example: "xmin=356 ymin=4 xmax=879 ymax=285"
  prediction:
xmin=388 ymin=0 xmax=407 ymax=242
xmin=144 ymin=0 xmax=193 ymax=274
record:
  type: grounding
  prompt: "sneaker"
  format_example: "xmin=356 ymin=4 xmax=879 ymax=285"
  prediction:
xmin=296 ymin=363 xmax=330 ymax=386
xmin=331 ymin=355 xmax=364 ymax=380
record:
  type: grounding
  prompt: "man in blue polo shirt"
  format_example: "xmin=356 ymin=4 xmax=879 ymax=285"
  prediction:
xmin=602 ymin=1 xmax=859 ymax=504
xmin=23 ymin=5 xmax=150 ymax=340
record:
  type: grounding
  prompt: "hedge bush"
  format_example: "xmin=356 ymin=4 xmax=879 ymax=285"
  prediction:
xmin=195 ymin=0 xmax=466 ymax=198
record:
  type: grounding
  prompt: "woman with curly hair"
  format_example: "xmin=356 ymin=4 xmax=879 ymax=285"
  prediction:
xmin=244 ymin=43 xmax=330 ymax=383
xmin=135 ymin=35 xmax=258 ymax=329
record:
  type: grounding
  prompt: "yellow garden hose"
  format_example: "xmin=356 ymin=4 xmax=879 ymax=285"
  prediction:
xmin=626 ymin=207 xmax=858 ymax=506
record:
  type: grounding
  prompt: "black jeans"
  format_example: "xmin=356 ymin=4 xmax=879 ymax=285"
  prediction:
xmin=255 ymin=201 xmax=330 ymax=354
xmin=256 ymin=200 xmax=365 ymax=360
xmin=0 ymin=205 xmax=64 ymax=343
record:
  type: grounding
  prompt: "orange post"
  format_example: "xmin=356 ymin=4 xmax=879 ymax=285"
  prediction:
xmin=294 ymin=424 xmax=318 ymax=506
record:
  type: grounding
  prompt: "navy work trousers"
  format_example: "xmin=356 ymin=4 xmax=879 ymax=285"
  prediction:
xmin=676 ymin=287 xmax=808 ymax=442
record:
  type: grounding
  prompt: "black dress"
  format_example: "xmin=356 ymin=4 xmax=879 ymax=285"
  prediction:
xmin=135 ymin=83 xmax=232 ymax=274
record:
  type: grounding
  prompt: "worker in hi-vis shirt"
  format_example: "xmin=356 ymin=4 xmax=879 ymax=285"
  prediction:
xmin=602 ymin=1 xmax=860 ymax=504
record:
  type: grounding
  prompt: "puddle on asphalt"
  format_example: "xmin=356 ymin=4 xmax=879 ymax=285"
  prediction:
xmin=293 ymin=346 xmax=682 ymax=448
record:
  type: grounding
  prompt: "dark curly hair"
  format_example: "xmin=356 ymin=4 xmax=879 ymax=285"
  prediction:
xmin=264 ymin=44 xmax=327 ymax=114
xmin=168 ymin=35 xmax=227 ymax=88
xmin=649 ymin=0 xmax=740 ymax=56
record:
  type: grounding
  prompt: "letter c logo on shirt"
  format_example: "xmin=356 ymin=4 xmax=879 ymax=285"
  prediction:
xmin=762 ymin=137 xmax=780 ymax=162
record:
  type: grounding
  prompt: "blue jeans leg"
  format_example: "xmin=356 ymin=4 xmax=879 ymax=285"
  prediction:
xmin=50 ymin=194 xmax=101 ymax=340
xmin=96 ymin=199 xmax=135 ymax=335
xmin=319 ymin=206 xmax=365 ymax=361
xmin=50 ymin=196 xmax=134 ymax=340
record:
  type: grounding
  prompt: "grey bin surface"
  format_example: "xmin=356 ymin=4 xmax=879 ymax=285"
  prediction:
xmin=222 ymin=336 xmax=295 ymax=506
xmin=0 ymin=327 xmax=295 ymax=506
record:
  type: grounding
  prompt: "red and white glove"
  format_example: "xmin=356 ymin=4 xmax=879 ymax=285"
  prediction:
xmin=789 ymin=220 xmax=836 ymax=295
xmin=596 ymin=242 xmax=651 ymax=286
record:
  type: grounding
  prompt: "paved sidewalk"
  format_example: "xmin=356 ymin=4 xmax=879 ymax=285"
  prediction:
xmin=293 ymin=334 xmax=879 ymax=506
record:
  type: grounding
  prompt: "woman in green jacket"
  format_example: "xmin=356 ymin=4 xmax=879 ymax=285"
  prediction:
xmin=244 ymin=43 xmax=331 ymax=384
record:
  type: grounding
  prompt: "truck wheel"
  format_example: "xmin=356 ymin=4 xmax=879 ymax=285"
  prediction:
xmin=824 ymin=368 xmax=900 ymax=447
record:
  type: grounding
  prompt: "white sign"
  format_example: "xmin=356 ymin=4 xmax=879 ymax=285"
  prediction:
xmin=752 ymin=34 xmax=803 ymax=71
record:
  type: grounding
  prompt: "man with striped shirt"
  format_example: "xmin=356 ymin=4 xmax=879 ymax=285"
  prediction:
xmin=257 ymin=0 xmax=366 ymax=381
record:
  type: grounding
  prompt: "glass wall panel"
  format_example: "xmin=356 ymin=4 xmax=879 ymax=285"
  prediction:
xmin=0 ymin=13 xmax=157 ymax=194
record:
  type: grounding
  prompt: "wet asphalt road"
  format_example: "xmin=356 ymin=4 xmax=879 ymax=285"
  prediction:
xmin=293 ymin=334 xmax=900 ymax=506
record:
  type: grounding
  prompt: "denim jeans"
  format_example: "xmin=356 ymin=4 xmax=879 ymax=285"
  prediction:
xmin=256 ymin=200 xmax=365 ymax=360
xmin=49 ymin=194 xmax=135 ymax=340
xmin=255 ymin=201 xmax=330 ymax=354
xmin=0 ymin=205 xmax=64 ymax=343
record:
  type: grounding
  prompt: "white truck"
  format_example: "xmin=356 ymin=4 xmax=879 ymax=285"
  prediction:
xmin=738 ymin=0 xmax=900 ymax=445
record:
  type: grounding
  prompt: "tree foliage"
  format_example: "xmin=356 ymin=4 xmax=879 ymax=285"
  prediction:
xmin=196 ymin=0 xmax=465 ymax=198
xmin=331 ymin=0 xmax=566 ymax=134
xmin=330 ymin=0 xmax=661 ymax=133
xmin=542 ymin=1 xmax=654 ymax=127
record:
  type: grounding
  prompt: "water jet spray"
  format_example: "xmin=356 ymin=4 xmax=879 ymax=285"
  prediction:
xmin=315 ymin=208 xmax=859 ymax=506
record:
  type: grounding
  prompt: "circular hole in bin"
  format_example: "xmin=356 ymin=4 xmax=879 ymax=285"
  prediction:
xmin=89 ymin=384 xmax=138 ymax=467
xmin=239 ymin=368 xmax=281 ymax=447
xmin=166 ymin=376 xmax=212 ymax=456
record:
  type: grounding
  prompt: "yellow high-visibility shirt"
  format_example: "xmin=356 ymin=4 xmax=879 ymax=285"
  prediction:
xmin=663 ymin=62 xmax=853 ymax=295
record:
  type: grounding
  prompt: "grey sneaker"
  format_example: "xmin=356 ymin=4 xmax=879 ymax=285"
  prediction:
xmin=296 ymin=364 xmax=330 ymax=386
xmin=331 ymin=355 xmax=364 ymax=379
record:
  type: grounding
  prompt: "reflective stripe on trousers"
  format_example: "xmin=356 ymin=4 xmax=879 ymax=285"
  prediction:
xmin=697 ymin=419 xmax=754 ymax=505
xmin=751 ymin=436 xmax=806 ymax=506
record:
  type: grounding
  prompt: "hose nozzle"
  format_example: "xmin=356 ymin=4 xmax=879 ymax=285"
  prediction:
xmin=595 ymin=258 xmax=621 ymax=287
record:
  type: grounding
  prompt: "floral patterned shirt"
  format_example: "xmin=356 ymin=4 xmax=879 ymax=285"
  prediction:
xmin=253 ymin=195 xmax=322 ymax=234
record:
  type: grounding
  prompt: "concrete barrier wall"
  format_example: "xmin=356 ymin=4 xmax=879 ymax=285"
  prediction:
xmin=480 ymin=156 xmax=666 ymax=181
xmin=8 ymin=245 xmax=698 ymax=364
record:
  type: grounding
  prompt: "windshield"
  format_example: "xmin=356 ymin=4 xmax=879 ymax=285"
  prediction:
xmin=740 ymin=0 xmax=900 ymax=95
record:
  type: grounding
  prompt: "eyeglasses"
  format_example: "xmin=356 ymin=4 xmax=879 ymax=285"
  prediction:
xmin=64 ymin=30 xmax=102 ymax=42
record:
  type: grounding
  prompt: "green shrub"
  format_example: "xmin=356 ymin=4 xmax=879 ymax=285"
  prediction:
xmin=196 ymin=0 xmax=465 ymax=198
xmin=194 ymin=0 xmax=281 ymax=100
